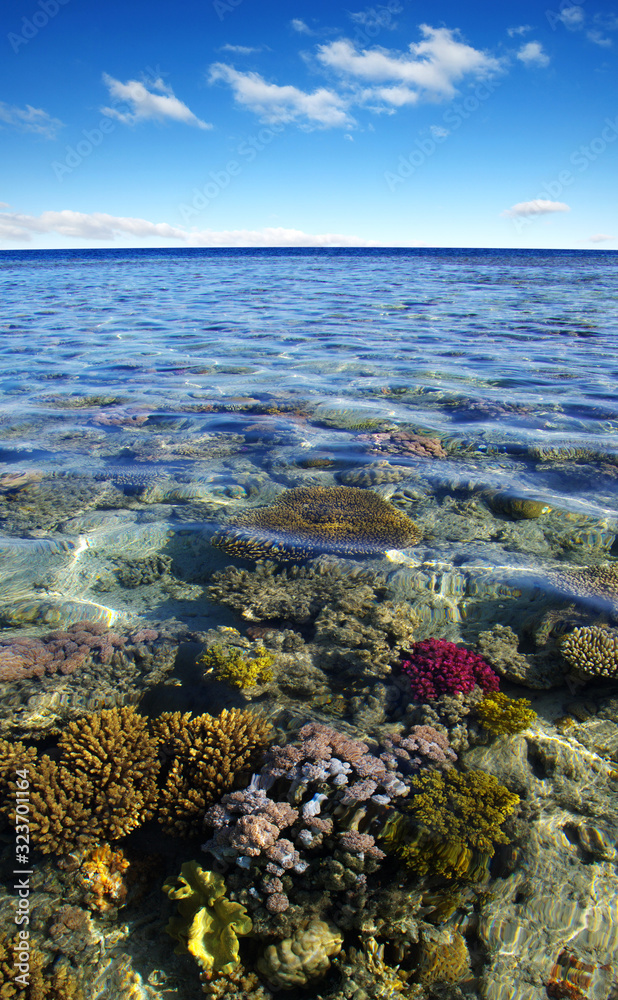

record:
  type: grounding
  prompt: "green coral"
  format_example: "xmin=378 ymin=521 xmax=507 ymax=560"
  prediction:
xmin=198 ymin=644 xmax=274 ymax=689
xmin=211 ymin=485 xmax=421 ymax=562
xmin=383 ymin=769 xmax=519 ymax=880
xmin=476 ymin=692 xmax=536 ymax=735
xmin=162 ymin=862 xmax=252 ymax=979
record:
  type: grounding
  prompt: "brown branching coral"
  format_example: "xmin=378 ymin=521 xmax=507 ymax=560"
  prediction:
xmin=211 ymin=485 xmax=421 ymax=562
xmin=559 ymin=625 xmax=618 ymax=679
xmin=10 ymin=705 xmax=160 ymax=854
xmin=0 ymin=931 xmax=84 ymax=1000
xmin=548 ymin=564 xmax=618 ymax=608
xmin=153 ymin=708 xmax=273 ymax=837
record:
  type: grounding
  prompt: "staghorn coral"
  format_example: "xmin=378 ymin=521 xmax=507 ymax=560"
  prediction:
xmin=0 ymin=620 xmax=131 ymax=682
xmin=198 ymin=644 xmax=274 ymax=689
xmin=7 ymin=705 xmax=160 ymax=854
xmin=559 ymin=625 xmax=618 ymax=679
xmin=476 ymin=692 xmax=536 ymax=735
xmin=211 ymin=485 xmax=421 ymax=562
xmin=387 ymin=768 xmax=519 ymax=880
xmin=401 ymin=639 xmax=499 ymax=702
xmin=200 ymin=965 xmax=271 ymax=998
xmin=163 ymin=862 xmax=252 ymax=980
xmin=154 ymin=708 xmax=273 ymax=838
xmin=256 ymin=919 xmax=343 ymax=989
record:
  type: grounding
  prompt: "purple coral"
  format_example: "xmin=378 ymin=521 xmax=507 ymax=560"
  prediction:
xmin=401 ymin=638 xmax=499 ymax=701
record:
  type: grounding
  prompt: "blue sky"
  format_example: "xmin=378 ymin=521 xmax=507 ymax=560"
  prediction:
xmin=1 ymin=0 xmax=617 ymax=248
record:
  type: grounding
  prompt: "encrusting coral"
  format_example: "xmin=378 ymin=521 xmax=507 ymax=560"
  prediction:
xmin=559 ymin=625 xmax=618 ymax=679
xmin=198 ymin=644 xmax=274 ymax=689
xmin=256 ymin=919 xmax=343 ymax=989
xmin=548 ymin=563 xmax=618 ymax=607
xmin=5 ymin=705 xmax=160 ymax=854
xmin=211 ymin=485 xmax=421 ymax=562
xmin=387 ymin=768 xmax=519 ymax=880
xmin=154 ymin=708 xmax=273 ymax=838
xmin=475 ymin=692 xmax=536 ymax=735
xmin=401 ymin=638 xmax=500 ymax=701
xmin=162 ymin=861 xmax=252 ymax=980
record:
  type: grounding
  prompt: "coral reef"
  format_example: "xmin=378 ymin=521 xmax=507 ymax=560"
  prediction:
xmin=200 ymin=965 xmax=271 ymax=998
xmin=559 ymin=625 xmax=618 ymax=679
xmin=0 ymin=620 xmax=135 ymax=682
xmin=415 ymin=929 xmax=471 ymax=986
xmin=154 ymin=708 xmax=273 ymax=837
xmin=548 ymin=563 xmax=618 ymax=608
xmin=335 ymin=937 xmax=416 ymax=997
xmin=0 ymin=930 xmax=84 ymax=999
xmin=163 ymin=861 xmax=252 ymax=979
xmin=76 ymin=843 xmax=131 ymax=913
xmin=359 ymin=429 xmax=447 ymax=459
xmin=256 ymin=919 xmax=343 ymax=989
xmin=401 ymin=639 xmax=500 ymax=701
xmin=475 ymin=692 xmax=536 ymax=735
xmin=483 ymin=491 xmax=552 ymax=520
xmin=337 ymin=463 xmax=411 ymax=487
xmin=389 ymin=768 xmax=519 ymax=880
xmin=198 ymin=643 xmax=274 ymax=689
xmin=476 ymin=623 xmax=564 ymax=690
xmin=6 ymin=705 xmax=160 ymax=854
xmin=211 ymin=485 xmax=421 ymax=562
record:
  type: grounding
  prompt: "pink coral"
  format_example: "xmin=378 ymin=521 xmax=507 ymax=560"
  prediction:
xmin=360 ymin=430 xmax=447 ymax=458
xmin=380 ymin=726 xmax=457 ymax=771
xmin=401 ymin=638 xmax=499 ymax=701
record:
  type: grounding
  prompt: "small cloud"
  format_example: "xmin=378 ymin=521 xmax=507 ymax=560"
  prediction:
xmin=350 ymin=9 xmax=397 ymax=30
xmin=220 ymin=44 xmax=261 ymax=54
xmin=344 ymin=133 xmax=354 ymax=141
xmin=516 ymin=41 xmax=550 ymax=67
xmin=588 ymin=233 xmax=615 ymax=242
xmin=507 ymin=25 xmax=531 ymax=37
xmin=0 ymin=102 xmax=64 ymax=139
xmin=587 ymin=29 xmax=612 ymax=46
xmin=501 ymin=199 xmax=570 ymax=218
xmin=559 ymin=6 xmax=585 ymax=29
xmin=430 ymin=124 xmax=449 ymax=139
xmin=101 ymin=74 xmax=211 ymax=129
xmin=0 ymin=208 xmax=381 ymax=247
xmin=208 ymin=63 xmax=352 ymax=128
xmin=290 ymin=18 xmax=313 ymax=34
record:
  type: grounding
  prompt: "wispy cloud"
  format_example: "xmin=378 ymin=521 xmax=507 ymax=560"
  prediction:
xmin=588 ymin=233 xmax=615 ymax=242
xmin=516 ymin=41 xmax=550 ymax=67
xmin=0 ymin=103 xmax=64 ymax=139
xmin=208 ymin=63 xmax=352 ymax=127
xmin=316 ymin=26 xmax=503 ymax=102
xmin=220 ymin=44 xmax=262 ymax=54
xmin=586 ymin=29 xmax=612 ymax=47
xmin=507 ymin=25 xmax=531 ymax=37
xmin=501 ymin=199 xmax=570 ymax=218
xmin=0 ymin=209 xmax=381 ymax=247
xmin=101 ymin=74 xmax=211 ymax=129
xmin=290 ymin=18 xmax=313 ymax=35
xmin=559 ymin=6 xmax=585 ymax=29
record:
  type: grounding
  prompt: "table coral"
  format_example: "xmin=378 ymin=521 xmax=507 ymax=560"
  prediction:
xmin=211 ymin=485 xmax=421 ymax=562
xmin=256 ymin=918 xmax=343 ymax=989
xmin=388 ymin=768 xmax=519 ymax=880
xmin=476 ymin=692 xmax=536 ymax=735
xmin=401 ymin=638 xmax=500 ymax=701
xmin=198 ymin=643 xmax=274 ymax=689
xmin=154 ymin=708 xmax=273 ymax=837
xmin=559 ymin=625 xmax=618 ymax=678
xmin=12 ymin=705 xmax=160 ymax=854
xmin=162 ymin=861 xmax=252 ymax=980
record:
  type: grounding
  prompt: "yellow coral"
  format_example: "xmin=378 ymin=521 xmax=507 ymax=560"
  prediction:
xmin=78 ymin=843 xmax=130 ymax=912
xmin=198 ymin=644 xmax=274 ymax=689
xmin=476 ymin=692 xmax=536 ymax=735
xmin=257 ymin=920 xmax=343 ymax=989
xmin=559 ymin=625 xmax=618 ymax=678
xmin=211 ymin=485 xmax=421 ymax=562
xmin=162 ymin=862 xmax=252 ymax=979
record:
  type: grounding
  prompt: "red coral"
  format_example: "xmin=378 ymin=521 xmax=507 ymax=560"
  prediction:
xmin=401 ymin=638 xmax=499 ymax=701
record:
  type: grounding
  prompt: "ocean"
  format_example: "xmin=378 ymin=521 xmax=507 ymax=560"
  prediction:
xmin=1 ymin=246 xmax=617 ymax=999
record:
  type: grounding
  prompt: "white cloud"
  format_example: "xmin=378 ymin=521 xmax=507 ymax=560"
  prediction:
xmin=0 ymin=103 xmax=64 ymax=139
xmin=316 ymin=26 xmax=503 ymax=101
xmin=101 ymin=74 xmax=211 ymax=129
xmin=501 ymin=200 xmax=570 ymax=218
xmin=430 ymin=124 xmax=449 ymax=139
xmin=208 ymin=63 xmax=352 ymax=127
xmin=0 ymin=209 xmax=381 ymax=247
xmin=290 ymin=18 xmax=313 ymax=34
xmin=559 ymin=6 xmax=585 ymax=28
xmin=507 ymin=25 xmax=531 ymax=37
xmin=588 ymin=233 xmax=615 ymax=242
xmin=516 ymin=41 xmax=550 ymax=67
xmin=220 ymin=44 xmax=261 ymax=54
xmin=587 ymin=29 xmax=612 ymax=46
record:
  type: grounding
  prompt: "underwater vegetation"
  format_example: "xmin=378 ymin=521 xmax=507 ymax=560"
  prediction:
xmin=475 ymin=692 xmax=537 ymax=735
xmin=401 ymin=638 xmax=500 ymax=701
xmin=198 ymin=643 xmax=275 ymax=689
xmin=163 ymin=862 xmax=252 ymax=980
xmin=211 ymin=485 xmax=421 ymax=562
xmin=386 ymin=768 xmax=519 ymax=880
